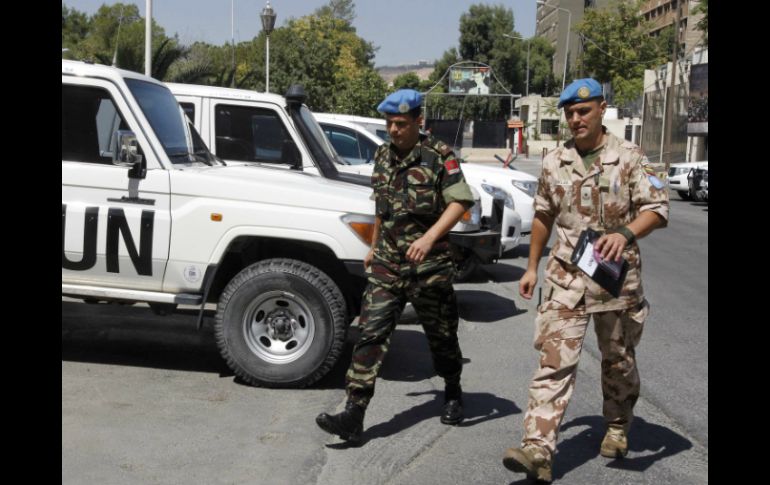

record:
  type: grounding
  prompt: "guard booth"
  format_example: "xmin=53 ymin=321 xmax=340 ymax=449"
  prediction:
xmin=507 ymin=119 xmax=524 ymax=154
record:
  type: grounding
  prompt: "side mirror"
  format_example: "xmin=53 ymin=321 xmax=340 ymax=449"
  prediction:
xmin=112 ymin=130 xmax=146 ymax=179
xmin=281 ymin=139 xmax=302 ymax=170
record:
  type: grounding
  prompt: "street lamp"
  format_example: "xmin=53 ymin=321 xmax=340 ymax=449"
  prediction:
xmin=537 ymin=0 xmax=571 ymax=93
xmin=260 ymin=0 xmax=277 ymax=93
xmin=503 ymin=33 xmax=531 ymax=97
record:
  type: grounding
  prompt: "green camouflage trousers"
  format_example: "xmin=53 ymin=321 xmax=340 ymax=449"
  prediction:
xmin=345 ymin=257 xmax=462 ymax=408
xmin=521 ymin=299 xmax=649 ymax=455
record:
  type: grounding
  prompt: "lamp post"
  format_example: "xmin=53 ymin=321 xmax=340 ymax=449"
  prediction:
xmin=260 ymin=1 xmax=277 ymax=93
xmin=537 ymin=0 xmax=571 ymax=93
xmin=503 ymin=33 xmax=530 ymax=97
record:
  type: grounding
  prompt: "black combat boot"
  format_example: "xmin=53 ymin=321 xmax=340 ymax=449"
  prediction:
xmin=315 ymin=401 xmax=365 ymax=442
xmin=440 ymin=383 xmax=464 ymax=425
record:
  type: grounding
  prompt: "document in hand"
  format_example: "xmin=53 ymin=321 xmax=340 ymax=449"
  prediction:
xmin=570 ymin=228 xmax=628 ymax=298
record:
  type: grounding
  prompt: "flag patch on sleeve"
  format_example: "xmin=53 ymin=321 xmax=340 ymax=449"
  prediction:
xmin=445 ymin=158 xmax=460 ymax=175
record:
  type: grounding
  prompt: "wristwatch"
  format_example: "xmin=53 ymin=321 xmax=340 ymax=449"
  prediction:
xmin=614 ymin=226 xmax=636 ymax=244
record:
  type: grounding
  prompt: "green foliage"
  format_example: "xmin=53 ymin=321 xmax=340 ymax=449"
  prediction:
xmin=392 ymin=72 xmax=421 ymax=90
xmin=575 ymin=0 xmax=671 ymax=105
xmin=61 ymin=3 xmax=188 ymax=80
xmin=314 ymin=0 xmax=356 ymax=24
xmin=423 ymin=4 xmax=557 ymax=121
xmin=62 ymin=5 xmax=90 ymax=49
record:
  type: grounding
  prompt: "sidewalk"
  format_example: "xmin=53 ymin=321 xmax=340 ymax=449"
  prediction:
xmin=462 ymin=151 xmax=544 ymax=179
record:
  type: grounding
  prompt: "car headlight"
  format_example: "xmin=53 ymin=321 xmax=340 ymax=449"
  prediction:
xmin=481 ymin=183 xmax=515 ymax=210
xmin=458 ymin=198 xmax=482 ymax=226
xmin=512 ymin=180 xmax=537 ymax=198
xmin=341 ymin=214 xmax=376 ymax=246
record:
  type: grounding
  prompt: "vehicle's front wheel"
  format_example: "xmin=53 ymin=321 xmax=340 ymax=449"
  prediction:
xmin=677 ymin=190 xmax=691 ymax=201
xmin=215 ymin=258 xmax=347 ymax=388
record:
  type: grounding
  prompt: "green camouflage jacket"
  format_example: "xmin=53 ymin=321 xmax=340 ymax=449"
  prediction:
xmin=371 ymin=134 xmax=474 ymax=268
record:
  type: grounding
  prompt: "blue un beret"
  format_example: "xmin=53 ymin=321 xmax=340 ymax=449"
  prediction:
xmin=558 ymin=78 xmax=603 ymax=108
xmin=377 ymin=89 xmax=423 ymax=114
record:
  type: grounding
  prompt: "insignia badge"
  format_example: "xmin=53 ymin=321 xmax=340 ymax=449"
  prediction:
xmin=577 ymin=86 xmax=590 ymax=99
xmin=648 ymin=174 xmax=665 ymax=189
xmin=444 ymin=158 xmax=460 ymax=175
xmin=398 ymin=102 xmax=410 ymax=113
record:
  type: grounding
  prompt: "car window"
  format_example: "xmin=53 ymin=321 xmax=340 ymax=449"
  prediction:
xmin=321 ymin=124 xmax=361 ymax=160
xmin=179 ymin=102 xmax=195 ymax=121
xmin=215 ymin=104 xmax=290 ymax=163
xmin=62 ymin=84 xmax=136 ymax=165
xmin=358 ymin=134 xmax=378 ymax=162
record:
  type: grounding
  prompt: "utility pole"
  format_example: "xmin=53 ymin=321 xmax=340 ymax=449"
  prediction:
xmin=661 ymin=0 xmax=682 ymax=171
xmin=145 ymin=0 xmax=152 ymax=76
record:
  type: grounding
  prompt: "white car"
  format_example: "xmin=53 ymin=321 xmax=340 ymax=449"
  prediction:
xmin=314 ymin=113 xmax=537 ymax=252
xmin=667 ymin=161 xmax=708 ymax=200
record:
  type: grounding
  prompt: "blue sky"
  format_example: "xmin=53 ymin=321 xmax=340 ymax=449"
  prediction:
xmin=63 ymin=0 xmax=538 ymax=67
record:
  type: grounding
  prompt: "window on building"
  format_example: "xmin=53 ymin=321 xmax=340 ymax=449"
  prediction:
xmin=541 ymin=119 xmax=560 ymax=135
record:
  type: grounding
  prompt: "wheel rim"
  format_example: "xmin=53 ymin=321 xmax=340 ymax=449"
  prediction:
xmin=241 ymin=290 xmax=316 ymax=364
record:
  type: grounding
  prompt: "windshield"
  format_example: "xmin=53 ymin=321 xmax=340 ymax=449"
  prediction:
xmin=125 ymin=79 xmax=216 ymax=165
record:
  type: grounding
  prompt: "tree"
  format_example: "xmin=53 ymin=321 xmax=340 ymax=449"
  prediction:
xmin=62 ymin=5 xmax=90 ymax=50
xmin=61 ymin=3 xmax=188 ymax=80
xmin=314 ymin=0 xmax=356 ymax=24
xmin=575 ymin=0 xmax=671 ymax=106
xmin=392 ymin=72 xmax=421 ymax=90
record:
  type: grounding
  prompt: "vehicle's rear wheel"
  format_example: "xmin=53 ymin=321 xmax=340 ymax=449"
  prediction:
xmin=215 ymin=258 xmax=347 ymax=388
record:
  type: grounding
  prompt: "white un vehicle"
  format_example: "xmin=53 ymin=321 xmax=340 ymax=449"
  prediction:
xmin=62 ymin=60 xmax=376 ymax=388
xmin=167 ymin=83 xmax=501 ymax=280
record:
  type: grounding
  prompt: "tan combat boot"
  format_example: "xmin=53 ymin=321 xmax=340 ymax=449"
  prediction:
xmin=502 ymin=443 xmax=552 ymax=483
xmin=600 ymin=425 xmax=628 ymax=458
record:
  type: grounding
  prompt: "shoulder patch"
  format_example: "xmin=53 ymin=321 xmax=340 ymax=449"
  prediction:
xmin=444 ymin=158 xmax=460 ymax=175
xmin=648 ymin=174 xmax=665 ymax=189
xmin=433 ymin=140 xmax=453 ymax=156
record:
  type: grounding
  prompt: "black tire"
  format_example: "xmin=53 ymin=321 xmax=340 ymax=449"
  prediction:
xmin=215 ymin=258 xmax=347 ymax=388
xmin=454 ymin=254 xmax=480 ymax=282
xmin=677 ymin=190 xmax=691 ymax=201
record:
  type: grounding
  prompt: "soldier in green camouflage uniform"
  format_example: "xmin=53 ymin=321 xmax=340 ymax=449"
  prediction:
xmin=502 ymin=79 xmax=669 ymax=482
xmin=316 ymin=89 xmax=475 ymax=443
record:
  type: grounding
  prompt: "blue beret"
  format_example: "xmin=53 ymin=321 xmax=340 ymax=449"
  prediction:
xmin=558 ymin=78 xmax=603 ymax=108
xmin=377 ymin=89 xmax=423 ymax=114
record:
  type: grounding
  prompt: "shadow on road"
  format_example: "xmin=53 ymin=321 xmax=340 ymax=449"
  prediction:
xmin=325 ymin=390 xmax=521 ymax=448
xmin=61 ymin=301 xmax=232 ymax=377
xmin=552 ymin=415 xmax=693 ymax=480
xmin=456 ymin=290 xmax=526 ymax=321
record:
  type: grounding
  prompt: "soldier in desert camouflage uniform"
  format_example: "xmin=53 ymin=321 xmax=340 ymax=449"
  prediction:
xmin=316 ymin=89 xmax=475 ymax=443
xmin=502 ymin=78 xmax=669 ymax=482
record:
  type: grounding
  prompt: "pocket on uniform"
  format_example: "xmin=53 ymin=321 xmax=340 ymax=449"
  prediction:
xmin=547 ymin=276 xmax=583 ymax=310
xmin=623 ymin=299 xmax=649 ymax=347
xmin=406 ymin=169 xmax=436 ymax=214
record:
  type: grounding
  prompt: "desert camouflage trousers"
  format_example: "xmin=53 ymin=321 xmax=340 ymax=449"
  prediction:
xmin=521 ymin=299 xmax=650 ymax=455
xmin=345 ymin=259 xmax=462 ymax=408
